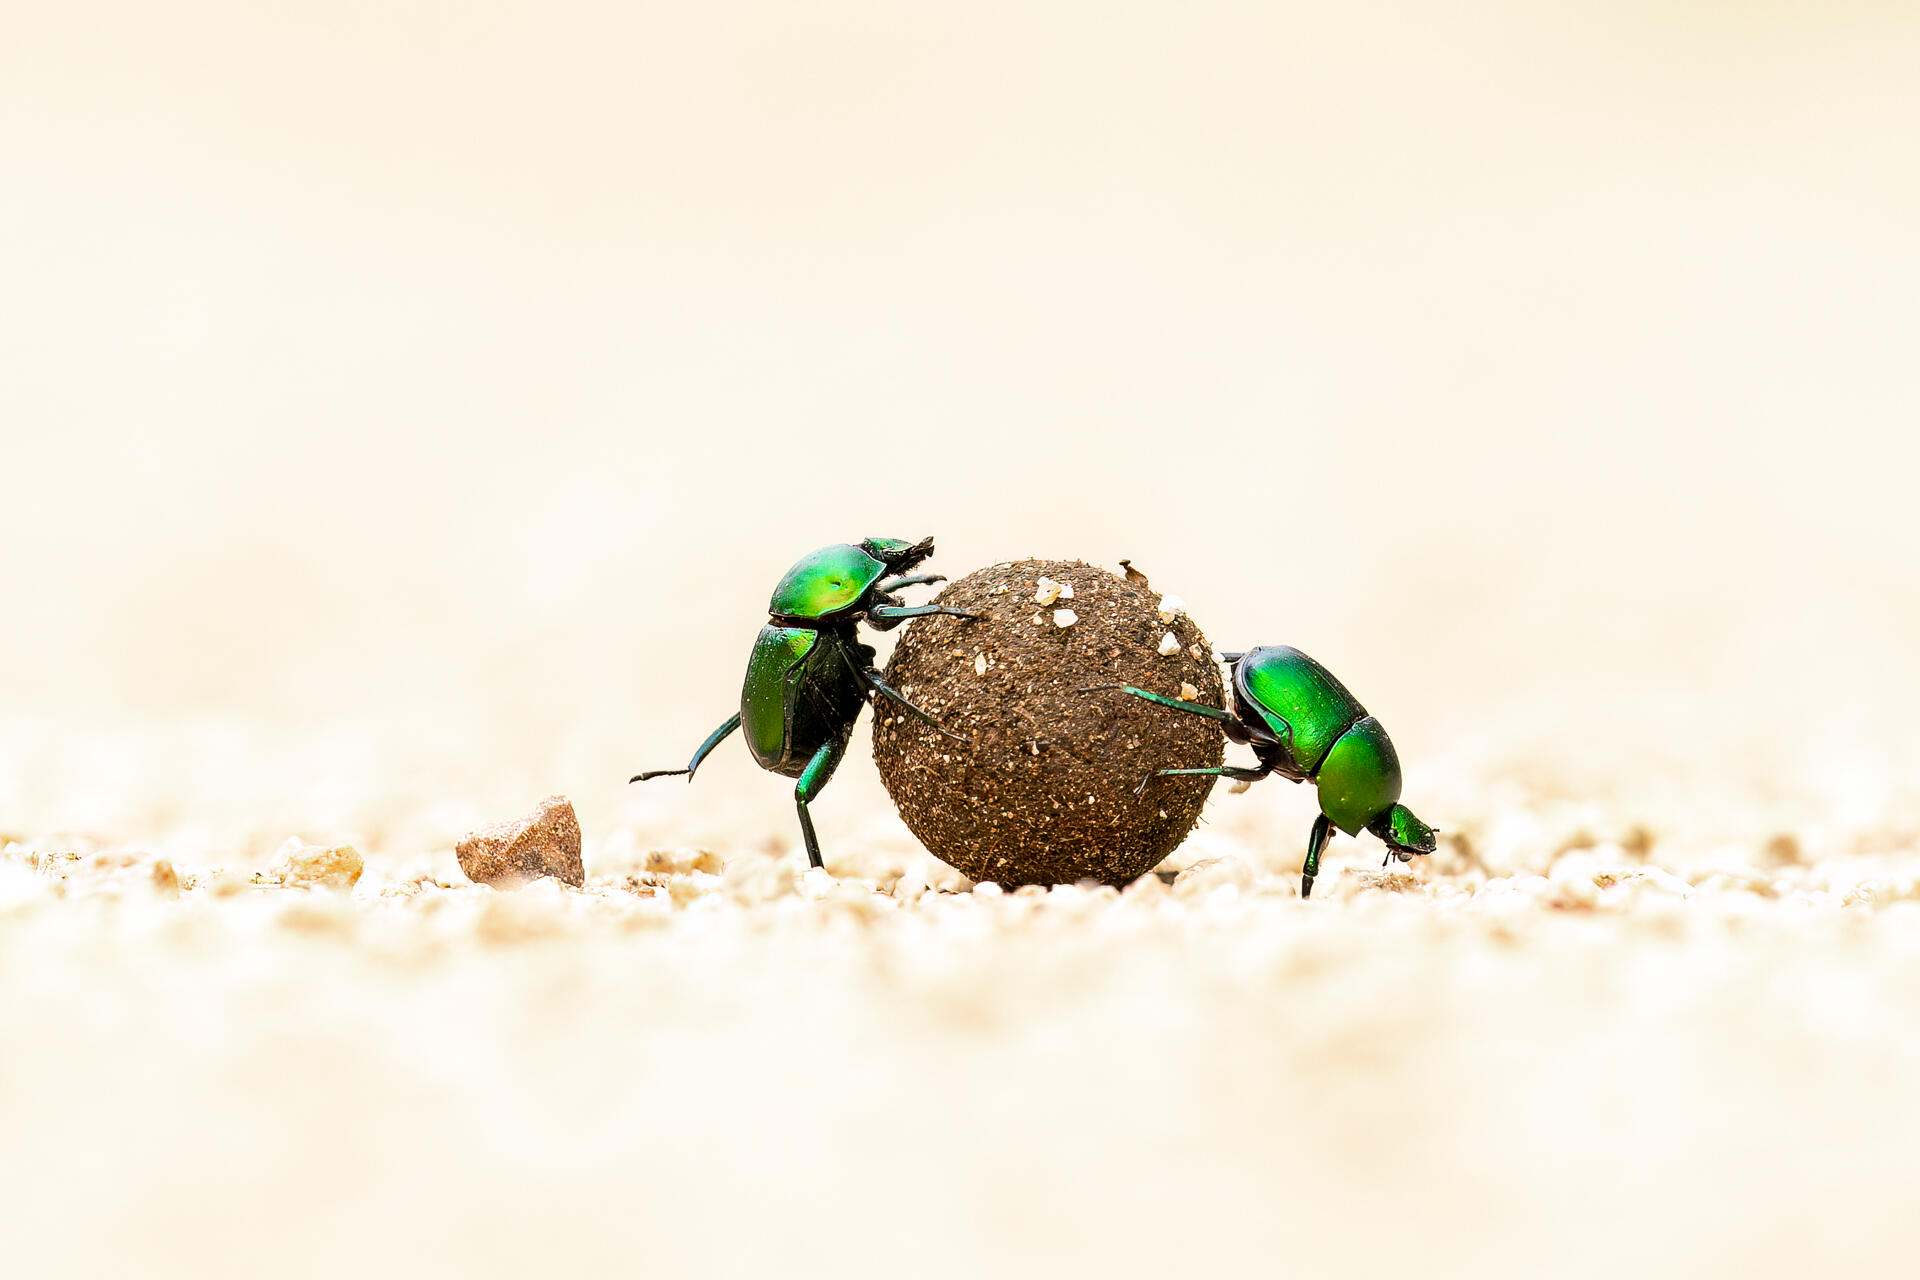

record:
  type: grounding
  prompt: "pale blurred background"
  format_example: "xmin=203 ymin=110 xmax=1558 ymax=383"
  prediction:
xmin=6 ymin=1 xmax=1919 ymax=855
xmin=8 ymin=7 xmax=1920 ymax=1279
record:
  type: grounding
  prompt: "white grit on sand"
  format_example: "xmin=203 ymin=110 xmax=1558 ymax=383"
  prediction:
xmin=6 ymin=722 xmax=1919 ymax=1280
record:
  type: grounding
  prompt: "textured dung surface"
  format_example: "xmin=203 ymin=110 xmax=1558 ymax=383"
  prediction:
xmin=872 ymin=559 xmax=1224 ymax=885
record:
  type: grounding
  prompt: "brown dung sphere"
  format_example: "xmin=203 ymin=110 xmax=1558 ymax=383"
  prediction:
xmin=873 ymin=559 xmax=1225 ymax=886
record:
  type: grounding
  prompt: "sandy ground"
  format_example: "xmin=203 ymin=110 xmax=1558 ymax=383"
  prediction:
xmin=7 ymin=726 xmax=1920 ymax=1280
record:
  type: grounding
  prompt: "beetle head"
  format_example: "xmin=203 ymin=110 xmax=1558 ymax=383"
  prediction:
xmin=861 ymin=536 xmax=935 ymax=571
xmin=1370 ymin=803 xmax=1438 ymax=856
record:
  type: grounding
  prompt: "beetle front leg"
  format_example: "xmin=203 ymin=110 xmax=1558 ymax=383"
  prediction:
xmin=631 ymin=712 xmax=742 ymax=784
xmin=1302 ymin=813 xmax=1334 ymax=899
xmin=793 ymin=735 xmax=848 ymax=870
xmin=875 ymin=572 xmax=946 ymax=592
xmin=867 ymin=603 xmax=980 ymax=630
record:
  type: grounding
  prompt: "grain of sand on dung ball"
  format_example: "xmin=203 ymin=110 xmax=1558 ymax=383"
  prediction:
xmin=873 ymin=558 xmax=1225 ymax=885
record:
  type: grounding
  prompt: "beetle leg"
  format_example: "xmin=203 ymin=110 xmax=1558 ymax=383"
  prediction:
xmin=631 ymin=712 xmax=742 ymax=784
xmin=856 ymin=665 xmax=967 ymax=742
xmin=1081 ymin=683 xmax=1235 ymax=723
xmin=1132 ymin=763 xmax=1270 ymax=798
xmin=1302 ymin=813 xmax=1334 ymax=899
xmin=875 ymin=573 xmax=946 ymax=592
xmin=831 ymin=642 xmax=965 ymax=741
xmin=868 ymin=603 xmax=981 ymax=627
xmin=794 ymin=735 xmax=849 ymax=870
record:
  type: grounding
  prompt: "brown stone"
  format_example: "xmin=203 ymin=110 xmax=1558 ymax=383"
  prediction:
xmin=150 ymin=858 xmax=181 ymax=898
xmin=456 ymin=795 xmax=585 ymax=888
xmin=873 ymin=559 xmax=1224 ymax=886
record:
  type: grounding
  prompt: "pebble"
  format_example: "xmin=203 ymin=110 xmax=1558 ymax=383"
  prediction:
xmin=891 ymin=864 xmax=929 ymax=902
xmin=1053 ymin=609 xmax=1079 ymax=628
xmin=1172 ymin=857 xmax=1253 ymax=898
xmin=1157 ymin=632 xmax=1182 ymax=656
xmin=1157 ymin=594 xmax=1186 ymax=623
xmin=456 ymin=795 xmax=585 ymax=888
xmin=150 ymin=859 xmax=181 ymax=898
xmin=276 ymin=840 xmax=364 ymax=892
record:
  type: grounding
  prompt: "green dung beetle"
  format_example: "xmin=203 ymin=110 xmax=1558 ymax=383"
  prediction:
xmin=632 ymin=537 xmax=975 ymax=869
xmin=1091 ymin=645 xmax=1437 ymax=898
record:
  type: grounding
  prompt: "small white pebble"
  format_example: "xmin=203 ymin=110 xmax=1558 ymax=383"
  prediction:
xmin=1157 ymin=594 xmax=1186 ymax=623
xmin=892 ymin=865 xmax=928 ymax=902
xmin=1052 ymin=608 xmax=1078 ymax=628
xmin=1034 ymin=576 xmax=1063 ymax=606
xmin=1179 ymin=682 xmax=1200 ymax=701
xmin=973 ymin=653 xmax=989 ymax=677
xmin=1057 ymin=581 xmax=1074 ymax=600
xmin=1190 ymin=644 xmax=1205 ymax=660
xmin=973 ymin=881 xmax=1004 ymax=898
xmin=1157 ymin=631 xmax=1181 ymax=656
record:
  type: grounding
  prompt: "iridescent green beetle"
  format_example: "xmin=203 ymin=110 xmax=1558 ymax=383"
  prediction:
xmin=1093 ymin=645 xmax=1437 ymax=897
xmin=632 ymin=537 xmax=974 ymax=869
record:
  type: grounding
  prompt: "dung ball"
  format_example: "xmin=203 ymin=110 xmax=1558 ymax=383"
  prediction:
xmin=872 ymin=559 xmax=1225 ymax=886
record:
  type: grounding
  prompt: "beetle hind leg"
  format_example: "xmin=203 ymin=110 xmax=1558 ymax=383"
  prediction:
xmin=631 ymin=712 xmax=742 ymax=784
xmin=1082 ymin=684 xmax=1236 ymax=724
xmin=1132 ymin=763 xmax=1270 ymax=798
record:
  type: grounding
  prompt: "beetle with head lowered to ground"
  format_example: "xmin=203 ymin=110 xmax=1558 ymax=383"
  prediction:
xmin=1088 ymin=644 xmax=1437 ymax=897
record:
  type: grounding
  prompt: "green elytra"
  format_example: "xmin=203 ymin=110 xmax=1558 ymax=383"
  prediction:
xmin=631 ymin=537 xmax=974 ymax=869
xmin=1091 ymin=645 xmax=1437 ymax=898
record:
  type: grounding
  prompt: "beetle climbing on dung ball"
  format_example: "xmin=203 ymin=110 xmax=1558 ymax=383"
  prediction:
xmin=1086 ymin=645 xmax=1438 ymax=898
xmin=631 ymin=537 xmax=976 ymax=869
